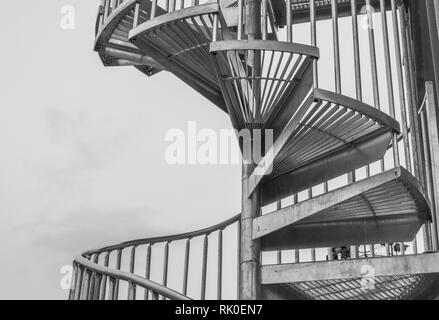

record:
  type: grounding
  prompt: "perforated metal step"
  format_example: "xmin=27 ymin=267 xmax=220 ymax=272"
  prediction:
xmin=254 ymin=167 xmax=431 ymax=250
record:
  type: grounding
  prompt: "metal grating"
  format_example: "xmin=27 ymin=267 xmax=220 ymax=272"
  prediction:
xmin=282 ymin=274 xmax=424 ymax=300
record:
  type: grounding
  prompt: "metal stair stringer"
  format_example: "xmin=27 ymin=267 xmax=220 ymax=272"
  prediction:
xmin=253 ymin=167 xmax=432 ymax=250
xmin=129 ymin=3 xmax=228 ymax=111
xmin=247 ymin=89 xmax=401 ymax=201
xmin=260 ymin=252 xmax=439 ymax=300
xmin=94 ymin=0 xmax=164 ymax=76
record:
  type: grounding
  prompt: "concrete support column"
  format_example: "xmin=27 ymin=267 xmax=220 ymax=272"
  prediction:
xmin=240 ymin=161 xmax=261 ymax=300
xmin=426 ymin=1 xmax=439 ymax=114
xmin=239 ymin=0 xmax=263 ymax=301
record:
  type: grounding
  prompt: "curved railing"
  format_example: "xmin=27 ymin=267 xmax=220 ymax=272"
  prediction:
xmin=70 ymin=256 xmax=190 ymax=300
xmin=69 ymin=214 xmax=240 ymax=300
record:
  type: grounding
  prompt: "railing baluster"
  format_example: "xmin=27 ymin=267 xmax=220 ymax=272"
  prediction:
xmin=108 ymin=277 xmax=116 ymax=300
xmin=310 ymin=0 xmax=318 ymax=89
xmin=183 ymin=239 xmax=190 ymax=296
xmin=262 ymin=0 xmax=268 ymax=40
xmin=391 ymin=0 xmax=411 ymax=172
xmin=331 ymin=0 xmax=341 ymax=93
xmin=128 ymin=246 xmax=137 ymax=300
xmin=133 ymin=1 xmax=141 ymax=28
xmin=293 ymin=194 xmax=299 ymax=263
xmin=151 ymin=0 xmax=158 ymax=19
xmin=276 ymin=200 xmax=282 ymax=264
xmin=162 ymin=242 xmax=170 ymax=300
xmin=217 ymin=230 xmax=223 ymax=300
xmin=144 ymin=244 xmax=152 ymax=300
xmin=237 ymin=0 xmax=243 ymax=40
xmin=81 ymin=269 xmax=90 ymax=300
xmin=88 ymin=255 xmax=99 ymax=300
xmin=114 ymin=249 xmax=122 ymax=299
xmin=100 ymin=252 xmax=110 ymax=300
xmin=201 ymin=235 xmax=208 ymax=300
xmin=170 ymin=0 xmax=176 ymax=12
xmin=308 ymin=189 xmax=316 ymax=262
xmin=93 ymin=274 xmax=102 ymax=300
xmin=74 ymin=265 xmax=84 ymax=300
xmin=236 ymin=220 xmax=241 ymax=300
xmin=421 ymin=108 xmax=438 ymax=251
xmin=105 ymin=0 xmax=111 ymax=18
xmin=69 ymin=263 xmax=78 ymax=300
xmin=286 ymin=0 xmax=292 ymax=42
xmin=379 ymin=0 xmax=399 ymax=168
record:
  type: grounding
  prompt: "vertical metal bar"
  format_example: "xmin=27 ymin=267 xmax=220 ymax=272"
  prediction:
xmin=399 ymin=5 xmax=419 ymax=178
xmin=332 ymin=0 xmax=341 ymax=93
xmin=404 ymin=7 xmax=424 ymax=183
xmin=162 ymin=242 xmax=169 ymax=300
xmin=286 ymin=0 xmax=292 ymax=42
xmin=236 ymin=220 xmax=241 ymax=300
xmin=380 ymin=0 xmax=399 ymax=168
xmin=144 ymin=244 xmax=152 ymax=300
xmin=201 ymin=235 xmax=208 ymax=300
xmin=237 ymin=0 xmax=243 ymax=40
xmin=74 ymin=265 xmax=84 ymax=300
xmin=262 ymin=0 xmax=268 ymax=40
xmin=276 ymin=200 xmax=282 ymax=264
xmin=308 ymin=189 xmax=316 ymax=262
xmin=170 ymin=0 xmax=176 ymax=12
xmin=217 ymin=230 xmax=223 ymax=300
xmin=293 ymin=194 xmax=299 ymax=263
xmin=105 ymin=0 xmax=111 ymax=18
xmin=351 ymin=0 xmax=362 ymax=100
xmin=310 ymin=0 xmax=318 ymax=89
xmin=100 ymin=252 xmax=110 ymax=300
xmin=88 ymin=255 xmax=99 ymax=299
xmin=93 ymin=274 xmax=102 ymax=300
xmin=213 ymin=14 xmax=219 ymax=42
xmin=420 ymin=109 xmax=437 ymax=251
xmin=366 ymin=0 xmax=380 ymax=110
xmin=114 ymin=249 xmax=122 ymax=299
xmin=182 ymin=240 xmax=190 ymax=296
xmin=81 ymin=270 xmax=90 ymax=300
xmin=69 ymin=263 xmax=78 ymax=300
xmin=108 ymin=277 xmax=116 ymax=300
xmin=391 ymin=0 xmax=411 ymax=172
xmin=133 ymin=2 xmax=141 ymax=28
xmin=151 ymin=0 xmax=158 ymax=19
xmin=425 ymin=81 xmax=439 ymax=251
xmin=128 ymin=246 xmax=137 ymax=300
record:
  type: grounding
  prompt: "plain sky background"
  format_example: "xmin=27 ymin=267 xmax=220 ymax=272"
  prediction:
xmin=0 ymin=0 xmax=241 ymax=299
xmin=0 ymin=0 xmax=423 ymax=299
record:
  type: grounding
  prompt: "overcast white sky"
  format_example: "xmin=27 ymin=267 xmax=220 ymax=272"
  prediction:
xmin=0 ymin=0 xmax=241 ymax=299
xmin=0 ymin=0 xmax=420 ymax=300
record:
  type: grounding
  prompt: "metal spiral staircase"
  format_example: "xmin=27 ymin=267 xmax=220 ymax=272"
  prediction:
xmin=69 ymin=0 xmax=439 ymax=300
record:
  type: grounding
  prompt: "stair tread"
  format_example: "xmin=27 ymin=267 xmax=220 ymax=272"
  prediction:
xmin=255 ymin=167 xmax=431 ymax=249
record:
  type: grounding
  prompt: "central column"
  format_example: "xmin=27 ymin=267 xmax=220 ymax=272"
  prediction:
xmin=240 ymin=0 xmax=262 ymax=301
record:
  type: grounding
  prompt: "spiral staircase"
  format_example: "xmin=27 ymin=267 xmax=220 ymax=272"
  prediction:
xmin=69 ymin=0 xmax=439 ymax=300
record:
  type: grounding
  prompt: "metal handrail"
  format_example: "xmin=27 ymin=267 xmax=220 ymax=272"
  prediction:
xmin=74 ymin=256 xmax=190 ymax=300
xmin=83 ymin=213 xmax=240 ymax=256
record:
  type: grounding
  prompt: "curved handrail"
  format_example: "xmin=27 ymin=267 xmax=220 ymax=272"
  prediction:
xmin=314 ymin=89 xmax=401 ymax=134
xmin=83 ymin=213 xmax=240 ymax=256
xmin=74 ymin=256 xmax=190 ymax=300
xmin=210 ymin=40 xmax=320 ymax=59
xmin=129 ymin=3 xmax=219 ymax=40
